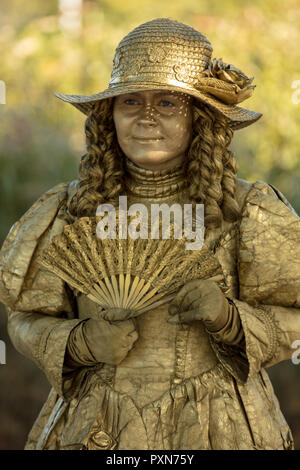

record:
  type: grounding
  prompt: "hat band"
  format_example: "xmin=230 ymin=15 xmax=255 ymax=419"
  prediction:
xmin=109 ymin=74 xmax=195 ymax=93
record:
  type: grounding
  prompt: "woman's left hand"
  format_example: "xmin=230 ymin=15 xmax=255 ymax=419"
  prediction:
xmin=168 ymin=279 xmax=229 ymax=331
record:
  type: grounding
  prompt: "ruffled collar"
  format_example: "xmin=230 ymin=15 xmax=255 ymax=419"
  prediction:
xmin=124 ymin=158 xmax=187 ymax=199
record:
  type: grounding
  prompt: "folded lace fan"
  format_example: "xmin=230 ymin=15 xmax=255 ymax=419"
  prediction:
xmin=38 ymin=212 xmax=225 ymax=315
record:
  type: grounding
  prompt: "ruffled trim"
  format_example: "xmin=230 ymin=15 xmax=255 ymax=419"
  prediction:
xmin=124 ymin=157 xmax=187 ymax=199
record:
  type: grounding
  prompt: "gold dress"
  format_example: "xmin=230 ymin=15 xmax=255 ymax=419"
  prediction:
xmin=0 ymin=159 xmax=300 ymax=450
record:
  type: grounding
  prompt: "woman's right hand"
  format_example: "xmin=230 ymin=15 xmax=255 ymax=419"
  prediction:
xmin=82 ymin=317 xmax=139 ymax=365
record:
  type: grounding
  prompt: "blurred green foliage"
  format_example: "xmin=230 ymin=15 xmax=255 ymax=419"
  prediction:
xmin=0 ymin=0 xmax=300 ymax=450
xmin=1 ymin=0 xmax=300 ymax=244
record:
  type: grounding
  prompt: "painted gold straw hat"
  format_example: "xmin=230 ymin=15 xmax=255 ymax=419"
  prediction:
xmin=55 ymin=18 xmax=262 ymax=130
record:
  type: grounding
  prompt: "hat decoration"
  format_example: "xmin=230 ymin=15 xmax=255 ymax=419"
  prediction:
xmin=196 ymin=58 xmax=256 ymax=105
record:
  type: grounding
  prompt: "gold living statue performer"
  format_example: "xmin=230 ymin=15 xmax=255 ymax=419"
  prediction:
xmin=1 ymin=18 xmax=300 ymax=450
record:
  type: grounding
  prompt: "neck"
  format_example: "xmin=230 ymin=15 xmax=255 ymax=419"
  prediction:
xmin=124 ymin=157 xmax=187 ymax=199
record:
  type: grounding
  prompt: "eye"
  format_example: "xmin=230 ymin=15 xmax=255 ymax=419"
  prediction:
xmin=124 ymin=98 xmax=139 ymax=105
xmin=159 ymin=100 xmax=175 ymax=107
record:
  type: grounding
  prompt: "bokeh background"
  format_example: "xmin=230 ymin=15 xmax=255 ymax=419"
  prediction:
xmin=0 ymin=0 xmax=299 ymax=450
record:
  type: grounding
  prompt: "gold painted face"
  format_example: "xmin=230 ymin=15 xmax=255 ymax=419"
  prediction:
xmin=113 ymin=90 xmax=193 ymax=170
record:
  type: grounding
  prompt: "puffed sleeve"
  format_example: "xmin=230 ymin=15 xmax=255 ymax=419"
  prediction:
xmin=210 ymin=181 xmax=300 ymax=383
xmin=0 ymin=182 xmax=85 ymax=399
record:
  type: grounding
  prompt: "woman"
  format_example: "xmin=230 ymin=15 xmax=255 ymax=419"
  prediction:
xmin=1 ymin=18 xmax=300 ymax=450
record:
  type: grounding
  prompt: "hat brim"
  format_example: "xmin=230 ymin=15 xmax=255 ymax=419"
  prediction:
xmin=54 ymin=82 xmax=262 ymax=130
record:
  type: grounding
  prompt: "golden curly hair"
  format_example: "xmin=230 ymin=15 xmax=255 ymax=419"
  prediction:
xmin=68 ymin=97 xmax=240 ymax=230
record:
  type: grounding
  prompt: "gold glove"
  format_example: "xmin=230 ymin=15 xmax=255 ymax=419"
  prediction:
xmin=65 ymin=313 xmax=139 ymax=368
xmin=168 ymin=279 xmax=244 ymax=345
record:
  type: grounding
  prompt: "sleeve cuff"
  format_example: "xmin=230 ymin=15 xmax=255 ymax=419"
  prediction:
xmin=206 ymin=298 xmax=244 ymax=346
xmin=208 ymin=298 xmax=281 ymax=384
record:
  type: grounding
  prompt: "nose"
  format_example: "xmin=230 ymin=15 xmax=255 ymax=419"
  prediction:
xmin=137 ymin=104 xmax=158 ymax=126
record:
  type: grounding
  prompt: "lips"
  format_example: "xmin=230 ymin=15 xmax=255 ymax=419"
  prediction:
xmin=132 ymin=136 xmax=163 ymax=141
